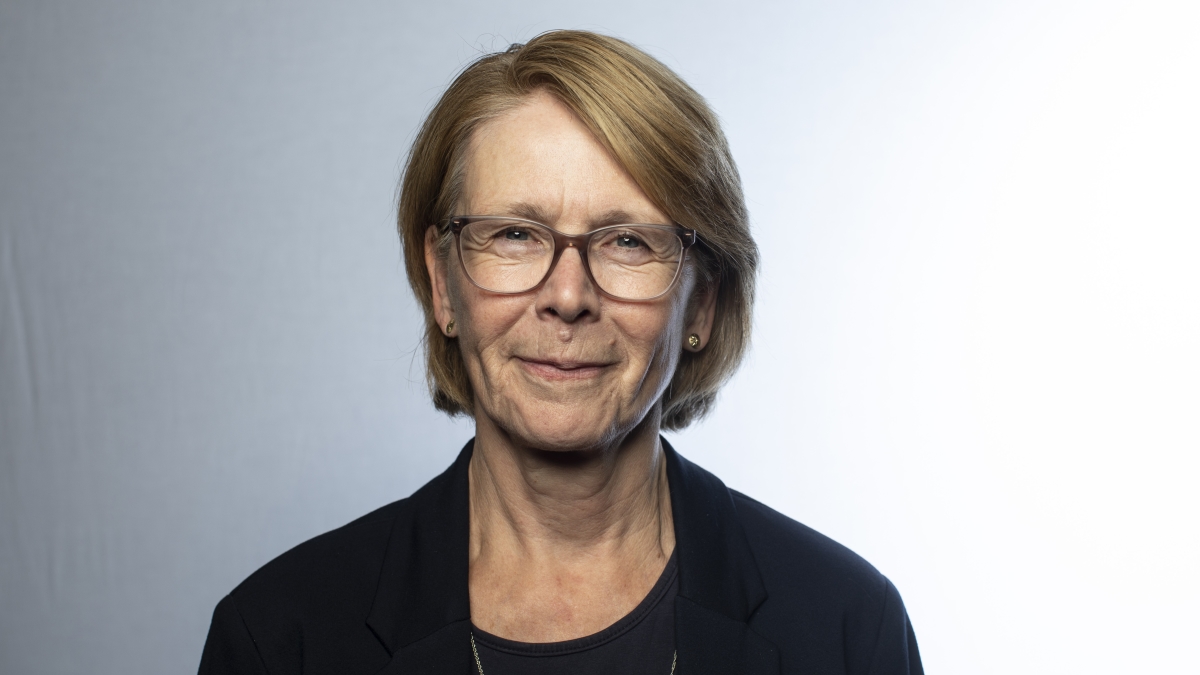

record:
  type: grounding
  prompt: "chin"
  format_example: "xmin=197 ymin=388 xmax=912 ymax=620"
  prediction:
xmin=507 ymin=401 xmax=629 ymax=453
xmin=515 ymin=422 xmax=616 ymax=454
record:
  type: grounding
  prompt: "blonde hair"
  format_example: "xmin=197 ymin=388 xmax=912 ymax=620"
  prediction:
xmin=398 ymin=30 xmax=757 ymax=429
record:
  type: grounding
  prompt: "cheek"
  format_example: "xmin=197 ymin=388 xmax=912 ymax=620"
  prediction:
xmin=449 ymin=274 xmax=528 ymax=357
xmin=467 ymin=298 xmax=525 ymax=342
xmin=620 ymin=301 xmax=688 ymax=370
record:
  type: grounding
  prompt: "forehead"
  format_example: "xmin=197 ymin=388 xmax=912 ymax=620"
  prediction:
xmin=461 ymin=92 xmax=667 ymax=225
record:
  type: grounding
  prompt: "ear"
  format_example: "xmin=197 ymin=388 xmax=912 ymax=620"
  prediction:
xmin=425 ymin=225 xmax=456 ymax=336
xmin=684 ymin=280 xmax=719 ymax=352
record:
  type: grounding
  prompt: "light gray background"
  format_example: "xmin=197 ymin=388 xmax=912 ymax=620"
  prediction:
xmin=2 ymin=1 xmax=1197 ymax=673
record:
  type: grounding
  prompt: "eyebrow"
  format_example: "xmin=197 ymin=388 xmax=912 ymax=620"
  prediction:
xmin=500 ymin=202 xmax=662 ymax=228
xmin=504 ymin=202 xmax=556 ymax=224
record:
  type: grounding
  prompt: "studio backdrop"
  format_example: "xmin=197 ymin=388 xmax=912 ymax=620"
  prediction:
xmin=1 ymin=1 xmax=1197 ymax=673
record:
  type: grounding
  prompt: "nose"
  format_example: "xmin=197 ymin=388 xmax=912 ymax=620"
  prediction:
xmin=535 ymin=245 xmax=600 ymax=323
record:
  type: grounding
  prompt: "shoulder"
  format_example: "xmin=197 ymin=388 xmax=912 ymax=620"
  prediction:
xmin=665 ymin=441 xmax=902 ymax=622
xmin=200 ymin=446 xmax=473 ymax=675
xmin=201 ymin=499 xmax=409 ymax=674
xmin=229 ymin=498 xmax=405 ymax=613
xmin=729 ymin=491 xmax=921 ymax=674
xmin=729 ymin=490 xmax=888 ymax=601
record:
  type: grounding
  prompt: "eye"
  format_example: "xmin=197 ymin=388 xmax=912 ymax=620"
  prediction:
xmin=503 ymin=228 xmax=531 ymax=241
xmin=615 ymin=234 xmax=642 ymax=248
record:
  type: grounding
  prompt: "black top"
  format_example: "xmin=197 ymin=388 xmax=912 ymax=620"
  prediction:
xmin=470 ymin=552 xmax=678 ymax=675
xmin=199 ymin=439 xmax=923 ymax=675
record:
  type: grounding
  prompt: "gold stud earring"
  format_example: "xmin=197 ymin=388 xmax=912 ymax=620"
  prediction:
xmin=688 ymin=334 xmax=701 ymax=349
xmin=445 ymin=319 xmax=455 ymax=335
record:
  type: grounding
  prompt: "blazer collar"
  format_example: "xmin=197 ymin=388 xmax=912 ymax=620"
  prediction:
xmin=662 ymin=439 xmax=778 ymax=675
xmin=366 ymin=440 xmax=473 ymax=659
xmin=366 ymin=438 xmax=778 ymax=674
xmin=661 ymin=438 xmax=767 ymax=622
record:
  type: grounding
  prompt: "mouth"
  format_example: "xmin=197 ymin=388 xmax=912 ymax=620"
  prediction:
xmin=517 ymin=357 xmax=611 ymax=381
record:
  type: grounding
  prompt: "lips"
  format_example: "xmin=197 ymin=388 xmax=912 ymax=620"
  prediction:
xmin=517 ymin=357 xmax=611 ymax=381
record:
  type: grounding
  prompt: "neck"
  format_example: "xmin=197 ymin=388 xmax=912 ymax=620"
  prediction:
xmin=466 ymin=409 xmax=676 ymax=641
xmin=468 ymin=410 xmax=674 ymax=559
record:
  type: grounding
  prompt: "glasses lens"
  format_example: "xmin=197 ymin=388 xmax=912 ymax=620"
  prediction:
xmin=459 ymin=219 xmax=554 ymax=293
xmin=589 ymin=226 xmax=684 ymax=300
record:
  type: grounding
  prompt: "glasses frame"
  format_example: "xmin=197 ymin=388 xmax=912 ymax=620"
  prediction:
xmin=444 ymin=215 xmax=699 ymax=302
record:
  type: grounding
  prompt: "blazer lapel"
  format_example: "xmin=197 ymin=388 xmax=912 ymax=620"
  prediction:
xmin=372 ymin=621 xmax=474 ymax=675
xmin=665 ymin=439 xmax=781 ymax=675
xmin=675 ymin=598 xmax=781 ymax=675
xmin=368 ymin=441 xmax=476 ymax=675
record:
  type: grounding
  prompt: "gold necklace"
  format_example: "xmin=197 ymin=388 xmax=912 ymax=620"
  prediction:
xmin=470 ymin=633 xmax=677 ymax=675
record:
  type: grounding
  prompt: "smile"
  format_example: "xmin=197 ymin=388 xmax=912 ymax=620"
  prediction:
xmin=516 ymin=357 xmax=610 ymax=381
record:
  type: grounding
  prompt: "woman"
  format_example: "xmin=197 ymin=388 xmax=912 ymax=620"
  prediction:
xmin=200 ymin=31 xmax=922 ymax=675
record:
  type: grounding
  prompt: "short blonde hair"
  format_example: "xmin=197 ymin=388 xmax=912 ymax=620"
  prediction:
xmin=398 ymin=30 xmax=757 ymax=429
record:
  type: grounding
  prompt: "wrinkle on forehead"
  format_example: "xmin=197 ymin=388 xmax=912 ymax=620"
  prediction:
xmin=459 ymin=93 xmax=669 ymax=230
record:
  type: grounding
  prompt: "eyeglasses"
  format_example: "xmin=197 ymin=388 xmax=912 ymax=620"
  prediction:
xmin=445 ymin=216 xmax=698 ymax=301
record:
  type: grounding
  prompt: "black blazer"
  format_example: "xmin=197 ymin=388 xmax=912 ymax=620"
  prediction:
xmin=199 ymin=439 xmax=922 ymax=674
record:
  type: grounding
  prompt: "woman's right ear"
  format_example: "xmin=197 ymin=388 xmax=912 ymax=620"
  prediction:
xmin=424 ymin=226 xmax=455 ymax=333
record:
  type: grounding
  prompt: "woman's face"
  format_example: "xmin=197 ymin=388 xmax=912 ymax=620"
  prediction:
xmin=426 ymin=91 xmax=715 ymax=452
